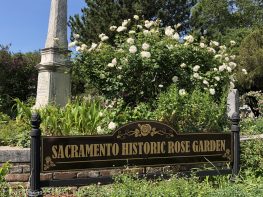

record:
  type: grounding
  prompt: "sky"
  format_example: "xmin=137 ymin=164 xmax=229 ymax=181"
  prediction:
xmin=0 ymin=0 xmax=86 ymax=53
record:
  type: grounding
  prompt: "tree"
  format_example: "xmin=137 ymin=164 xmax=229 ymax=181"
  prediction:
xmin=0 ymin=45 xmax=40 ymax=114
xmin=191 ymin=0 xmax=263 ymax=41
xmin=69 ymin=0 xmax=197 ymax=44
xmin=236 ymin=28 xmax=263 ymax=92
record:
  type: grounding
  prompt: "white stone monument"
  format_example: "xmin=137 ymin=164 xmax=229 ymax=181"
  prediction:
xmin=35 ymin=0 xmax=71 ymax=108
xmin=227 ymin=89 xmax=239 ymax=118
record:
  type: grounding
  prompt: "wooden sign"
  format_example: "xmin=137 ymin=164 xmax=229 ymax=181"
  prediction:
xmin=41 ymin=121 xmax=232 ymax=172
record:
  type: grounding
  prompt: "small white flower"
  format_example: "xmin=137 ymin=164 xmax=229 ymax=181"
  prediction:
xmin=141 ymin=51 xmax=151 ymax=58
xmin=112 ymin=58 xmax=117 ymax=65
xmin=91 ymin=43 xmax=98 ymax=49
xmin=210 ymin=41 xmax=219 ymax=47
xmin=179 ymin=89 xmax=186 ymax=96
xmin=68 ymin=41 xmax=77 ymax=48
xmin=180 ymin=63 xmax=187 ymax=68
xmin=165 ymin=26 xmax=175 ymax=37
xmin=209 ymin=88 xmax=215 ymax=95
xmin=73 ymin=33 xmax=80 ymax=39
xmin=230 ymin=81 xmax=235 ymax=89
xmin=107 ymin=63 xmax=115 ymax=68
xmin=117 ymin=26 xmax=127 ymax=32
xmin=101 ymin=35 xmax=109 ymax=41
xmin=108 ymin=122 xmax=117 ymax=130
xmin=219 ymin=64 xmax=226 ymax=72
xmin=97 ymin=126 xmax=104 ymax=134
xmin=129 ymin=30 xmax=136 ymax=34
xmin=145 ymin=20 xmax=154 ymax=29
xmin=99 ymin=112 xmax=103 ymax=117
xmin=214 ymin=76 xmax=220 ymax=81
xmin=225 ymin=57 xmax=230 ymax=62
xmin=226 ymin=66 xmax=232 ymax=72
xmin=99 ymin=33 xmax=106 ymax=38
xmin=242 ymin=69 xmax=248 ymax=75
xmin=230 ymin=55 xmax=236 ymax=60
xmin=214 ymin=54 xmax=222 ymax=59
xmin=184 ymin=35 xmax=194 ymax=43
xmin=176 ymin=23 xmax=182 ymax=28
xmin=230 ymin=40 xmax=236 ymax=46
xmin=142 ymin=43 xmax=150 ymax=50
xmin=193 ymin=73 xmax=200 ymax=79
xmin=109 ymin=26 xmax=117 ymax=31
xmin=200 ymin=43 xmax=206 ymax=48
xmin=129 ymin=45 xmax=137 ymax=53
xmin=213 ymin=68 xmax=218 ymax=71
xmin=143 ymin=30 xmax=150 ymax=35
xmin=207 ymin=47 xmax=216 ymax=53
xmin=158 ymin=84 xmax=164 ymax=88
xmin=193 ymin=65 xmax=200 ymax=72
xmin=137 ymin=25 xmax=143 ymax=29
xmin=219 ymin=45 xmax=227 ymax=50
xmin=81 ymin=44 xmax=88 ymax=51
xmin=172 ymin=76 xmax=178 ymax=83
xmin=99 ymin=73 xmax=105 ymax=79
xmin=127 ymin=38 xmax=134 ymax=44
xmin=172 ymin=33 xmax=180 ymax=41
xmin=229 ymin=62 xmax=237 ymax=69
xmin=133 ymin=15 xmax=139 ymax=20
xmin=203 ymin=80 xmax=209 ymax=85
xmin=122 ymin=20 xmax=129 ymax=27
xmin=76 ymin=46 xmax=81 ymax=52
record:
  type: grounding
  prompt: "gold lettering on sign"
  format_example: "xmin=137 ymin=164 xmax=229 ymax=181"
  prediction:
xmin=192 ymin=140 xmax=226 ymax=152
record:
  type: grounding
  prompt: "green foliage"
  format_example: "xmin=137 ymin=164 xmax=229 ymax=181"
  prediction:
xmin=69 ymin=0 xmax=196 ymax=44
xmin=0 ymin=45 xmax=39 ymax=116
xmin=241 ymin=139 xmax=263 ymax=177
xmin=73 ymin=18 xmax=237 ymax=106
xmin=191 ymin=0 xmax=263 ymax=41
xmin=236 ymin=28 xmax=263 ymax=91
xmin=240 ymin=117 xmax=263 ymax=135
xmin=155 ymin=85 xmax=228 ymax=132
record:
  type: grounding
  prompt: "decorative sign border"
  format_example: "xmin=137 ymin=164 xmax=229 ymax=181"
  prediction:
xmin=41 ymin=121 xmax=232 ymax=172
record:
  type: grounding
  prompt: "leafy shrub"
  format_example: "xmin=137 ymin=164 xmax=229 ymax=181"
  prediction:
xmin=0 ymin=45 xmax=39 ymax=115
xmin=72 ymin=17 xmax=240 ymax=106
xmin=155 ymin=85 xmax=228 ymax=132
xmin=241 ymin=139 xmax=263 ymax=177
xmin=240 ymin=117 xmax=263 ymax=135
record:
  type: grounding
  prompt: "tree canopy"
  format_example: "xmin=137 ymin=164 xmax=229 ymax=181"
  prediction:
xmin=69 ymin=0 xmax=196 ymax=44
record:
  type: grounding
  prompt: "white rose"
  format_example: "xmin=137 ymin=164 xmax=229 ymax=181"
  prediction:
xmin=129 ymin=30 xmax=136 ymax=34
xmin=180 ymin=63 xmax=187 ymax=68
xmin=203 ymin=80 xmax=209 ymax=85
xmin=112 ymin=58 xmax=117 ymax=65
xmin=193 ymin=65 xmax=200 ymax=72
xmin=108 ymin=122 xmax=117 ymax=130
xmin=225 ymin=57 xmax=230 ymax=62
xmin=209 ymin=88 xmax=215 ymax=95
xmin=122 ymin=20 xmax=129 ymax=27
xmin=109 ymin=26 xmax=117 ymax=31
xmin=193 ymin=73 xmax=200 ymax=79
xmin=213 ymin=68 xmax=218 ymax=71
xmin=230 ymin=55 xmax=236 ymax=60
xmin=242 ymin=69 xmax=248 ymax=75
xmin=214 ymin=54 xmax=222 ymax=59
xmin=141 ymin=51 xmax=151 ymax=58
xmin=158 ymin=84 xmax=164 ymax=88
xmin=73 ymin=33 xmax=80 ymax=39
xmin=172 ymin=76 xmax=178 ymax=83
xmin=172 ymin=33 xmax=180 ymax=41
xmin=143 ymin=30 xmax=150 ymax=35
xmin=97 ymin=126 xmax=104 ymax=134
xmin=230 ymin=40 xmax=236 ymax=46
xmin=145 ymin=20 xmax=153 ymax=29
xmin=129 ymin=45 xmax=137 ymax=53
xmin=214 ymin=76 xmax=220 ymax=81
xmin=142 ymin=43 xmax=150 ymax=50
xmin=137 ymin=25 xmax=143 ymax=29
xmin=165 ymin=26 xmax=175 ymax=37
xmin=99 ymin=73 xmax=105 ymax=79
xmin=76 ymin=46 xmax=81 ymax=52
xmin=226 ymin=66 xmax=232 ymax=72
xmin=101 ymin=35 xmax=109 ymax=41
xmin=117 ymin=26 xmax=127 ymax=32
xmin=107 ymin=63 xmax=114 ymax=68
xmin=184 ymin=35 xmax=194 ymax=43
xmin=127 ymin=38 xmax=134 ymax=44
xmin=133 ymin=15 xmax=139 ymax=20
xmin=219 ymin=64 xmax=226 ymax=72
xmin=200 ymin=43 xmax=206 ymax=48
xmin=179 ymin=89 xmax=186 ymax=96
xmin=207 ymin=47 xmax=216 ymax=53
xmin=68 ymin=41 xmax=77 ymax=48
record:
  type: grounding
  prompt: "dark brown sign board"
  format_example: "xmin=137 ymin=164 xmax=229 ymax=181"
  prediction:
xmin=41 ymin=121 xmax=232 ymax=172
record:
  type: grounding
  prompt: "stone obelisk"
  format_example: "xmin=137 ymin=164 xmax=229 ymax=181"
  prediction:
xmin=35 ymin=0 xmax=71 ymax=108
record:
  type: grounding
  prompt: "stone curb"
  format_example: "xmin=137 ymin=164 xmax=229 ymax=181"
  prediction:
xmin=0 ymin=146 xmax=30 ymax=163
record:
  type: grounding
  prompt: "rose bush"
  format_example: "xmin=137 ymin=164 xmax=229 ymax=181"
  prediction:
xmin=71 ymin=17 xmax=242 ymax=106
